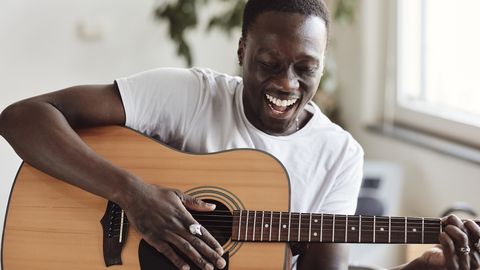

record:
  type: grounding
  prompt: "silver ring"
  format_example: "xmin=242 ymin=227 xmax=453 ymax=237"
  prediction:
xmin=475 ymin=239 xmax=480 ymax=252
xmin=189 ymin=224 xmax=202 ymax=236
xmin=459 ymin=246 xmax=471 ymax=255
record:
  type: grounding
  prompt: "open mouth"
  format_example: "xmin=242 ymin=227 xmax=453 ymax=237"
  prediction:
xmin=265 ymin=93 xmax=299 ymax=115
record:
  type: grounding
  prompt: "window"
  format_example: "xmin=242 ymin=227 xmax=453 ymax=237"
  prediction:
xmin=395 ymin=0 xmax=480 ymax=146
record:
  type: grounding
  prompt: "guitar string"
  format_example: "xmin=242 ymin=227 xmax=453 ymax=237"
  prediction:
xmin=110 ymin=219 xmax=445 ymax=230
xmin=108 ymin=224 xmax=445 ymax=234
xmin=110 ymin=217 xmax=445 ymax=229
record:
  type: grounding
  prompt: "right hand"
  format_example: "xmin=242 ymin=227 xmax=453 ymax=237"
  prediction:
xmin=121 ymin=182 xmax=226 ymax=270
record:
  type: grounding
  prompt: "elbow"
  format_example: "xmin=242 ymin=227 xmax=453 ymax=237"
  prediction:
xmin=0 ymin=102 xmax=23 ymax=138
xmin=0 ymin=101 xmax=38 ymax=139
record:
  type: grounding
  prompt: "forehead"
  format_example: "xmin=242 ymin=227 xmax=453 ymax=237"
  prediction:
xmin=246 ymin=11 xmax=328 ymax=57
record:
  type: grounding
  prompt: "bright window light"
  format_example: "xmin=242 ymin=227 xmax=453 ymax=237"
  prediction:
xmin=397 ymin=0 xmax=480 ymax=127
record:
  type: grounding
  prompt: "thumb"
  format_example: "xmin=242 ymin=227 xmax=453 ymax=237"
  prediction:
xmin=181 ymin=194 xmax=216 ymax=212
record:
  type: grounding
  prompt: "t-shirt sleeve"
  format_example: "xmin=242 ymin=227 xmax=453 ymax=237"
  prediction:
xmin=115 ymin=68 xmax=204 ymax=143
xmin=319 ymin=139 xmax=364 ymax=215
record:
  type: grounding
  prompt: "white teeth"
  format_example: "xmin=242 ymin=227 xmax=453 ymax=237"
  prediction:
xmin=265 ymin=94 xmax=298 ymax=107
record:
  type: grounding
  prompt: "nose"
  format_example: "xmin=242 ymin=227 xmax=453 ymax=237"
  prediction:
xmin=273 ymin=66 xmax=299 ymax=92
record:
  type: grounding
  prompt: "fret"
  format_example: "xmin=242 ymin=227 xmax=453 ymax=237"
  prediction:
xmin=360 ymin=216 xmax=374 ymax=243
xmin=390 ymin=216 xmax=406 ymax=243
xmin=424 ymin=218 xmax=442 ymax=244
xmin=373 ymin=216 xmax=376 ymax=243
xmin=375 ymin=216 xmax=390 ymax=243
xmin=388 ymin=216 xmax=391 ymax=243
xmin=288 ymin=212 xmax=292 ymax=242
xmin=278 ymin=212 xmax=282 ymax=242
xmin=288 ymin=213 xmax=299 ymax=242
xmin=334 ymin=215 xmax=347 ymax=243
xmin=238 ymin=210 xmax=242 ymax=241
xmin=311 ymin=214 xmax=320 ymax=240
xmin=407 ymin=217 xmax=423 ymax=243
xmin=309 ymin=213 xmax=312 ymax=242
xmin=253 ymin=211 xmax=257 ymax=241
xmin=320 ymin=213 xmax=324 ymax=242
xmin=332 ymin=214 xmax=335 ymax=243
xmin=269 ymin=211 xmax=273 ymax=241
xmin=345 ymin=215 xmax=348 ymax=242
xmin=245 ymin=210 xmax=249 ymax=241
xmin=321 ymin=214 xmax=334 ymax=243
xmin=404 ymin=217 xmax=407 ymax=243
xmin=359 ymin=215 xmax=362 ymax=243
xmin=346 ymin=215 xmax=360 ymax=243
xmin=298 ymin=213 xmax=302 ymax=242
xmin=421 ymin=217 xmax=424 ymax=244
xmin=260 ymin=211 xmax=265 ymax=241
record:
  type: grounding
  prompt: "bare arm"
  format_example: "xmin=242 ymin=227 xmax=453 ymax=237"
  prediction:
xmin=0 ymin=84 xmax=131 ymax=203
xmin=0 ymin=84 xmax=226 ymax=270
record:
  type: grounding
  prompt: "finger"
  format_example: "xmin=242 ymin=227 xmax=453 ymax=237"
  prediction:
xmin=443 ymin=215 xmax=468 ymax=233
xmin=464 ymin=220 xmax=480 ymax=269
xmin=182 ymin=232 xmax=226 ymax=269
xmin=439 ymin=232 xmax=459 ymax=270
xmin=167 ymin=232 xmax=215 ymax=270
xmin=180 ymin=214 xmax=224 ymax=257
xmin=181 ymin=194 xmax=216 ymax=212
xmin=198 ymin=225 xmax=224 ymax=255
xmin=445 ymin=225 xmax=470 ymax=270
xmin=148 ymin=240 xmax=190 ymax=270
xmin=464 ymin=220 xmax=480 ymax=248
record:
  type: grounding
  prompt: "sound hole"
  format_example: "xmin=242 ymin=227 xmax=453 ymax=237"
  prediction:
xmin=190 ymin=199 xmax=232 ymax=246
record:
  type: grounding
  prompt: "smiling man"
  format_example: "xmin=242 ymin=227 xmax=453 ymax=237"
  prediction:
xmin=1 ymin=0 xmax=479 ymax=270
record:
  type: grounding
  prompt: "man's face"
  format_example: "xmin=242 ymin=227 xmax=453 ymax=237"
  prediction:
xmin=238 ymin=11 xmax=327 ymax=135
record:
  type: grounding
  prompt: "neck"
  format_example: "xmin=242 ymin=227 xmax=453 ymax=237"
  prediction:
xmin=231 ymin=210 xmax=480 ymax=244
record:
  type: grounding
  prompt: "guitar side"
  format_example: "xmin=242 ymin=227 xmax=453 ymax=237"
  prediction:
xmin=2 ymin=126 xmax=291 ymax=270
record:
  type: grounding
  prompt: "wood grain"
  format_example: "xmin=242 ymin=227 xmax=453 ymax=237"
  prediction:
xmin=2 ymin=126 xmax=291 ymax=270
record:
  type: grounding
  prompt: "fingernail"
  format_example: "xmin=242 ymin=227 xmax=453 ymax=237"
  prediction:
xmin=216 ymin=247 xmax=224 ymax=256
xmin=181 ymin=265 xmax=190 ymax=270
xmin=206 ymin=203 xmax=216 ymax=209
xmin=217 ymin=258 xmax=226 ymax=269
xmin=206 ymin=263 xmax=214 ymax=270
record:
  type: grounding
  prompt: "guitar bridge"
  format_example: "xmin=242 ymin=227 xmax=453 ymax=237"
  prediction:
xmin=100 ymin=201 xmax=129 ymax=267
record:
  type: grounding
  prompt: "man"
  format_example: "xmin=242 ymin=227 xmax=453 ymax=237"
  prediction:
xmin=0 ymin=0 xmax=479 ymax=269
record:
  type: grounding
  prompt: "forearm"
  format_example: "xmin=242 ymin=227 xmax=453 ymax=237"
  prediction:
xmin=0 ymin=100 xmax=137 ymax=206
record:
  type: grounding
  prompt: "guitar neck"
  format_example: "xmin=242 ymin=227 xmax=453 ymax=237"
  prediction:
xmin=232 ymin=210 xmax=480 ymax=244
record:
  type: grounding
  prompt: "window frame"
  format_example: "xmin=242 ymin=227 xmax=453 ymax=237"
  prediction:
xmin=392 ymin=0 xmax=480 ymax=147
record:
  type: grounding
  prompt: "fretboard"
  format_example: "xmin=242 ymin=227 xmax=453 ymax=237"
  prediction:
xmin=231 ymin=210 xmax=478 ymax=244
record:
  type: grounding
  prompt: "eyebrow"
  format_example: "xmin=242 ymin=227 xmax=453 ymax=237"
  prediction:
xmin=257 ymin=48 xmax=320 ymax=64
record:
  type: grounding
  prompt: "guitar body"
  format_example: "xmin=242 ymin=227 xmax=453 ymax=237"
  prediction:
xmin=2 ymin=126 xmax=291 ymax=269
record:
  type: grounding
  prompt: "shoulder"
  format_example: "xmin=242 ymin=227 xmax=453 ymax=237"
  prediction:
xmin=190 ymin=67 xmax=242 ymax=94
xmin=305 ymin=103 xmax=364 ymax=167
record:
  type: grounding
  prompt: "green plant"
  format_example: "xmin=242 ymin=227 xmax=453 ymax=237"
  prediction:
xmin=154 ymin=0 xmax=355 ymax=66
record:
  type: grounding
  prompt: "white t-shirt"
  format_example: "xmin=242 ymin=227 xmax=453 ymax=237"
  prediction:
xmin=116 ymin=67 xmax=364 ymax=268
xmin=117 ymin=67 xmax=364 ymax=215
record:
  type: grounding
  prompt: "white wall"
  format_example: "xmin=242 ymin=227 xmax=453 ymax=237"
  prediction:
xmin=0 ymin=0 xmax=239 ymax=259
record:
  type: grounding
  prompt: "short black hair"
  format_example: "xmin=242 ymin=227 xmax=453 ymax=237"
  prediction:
xmin=241 ymin=0 xmax=330 ymax=38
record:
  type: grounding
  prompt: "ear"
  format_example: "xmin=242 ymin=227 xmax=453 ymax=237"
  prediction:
xmin=237 ymin=37 xmax=246 ymax=66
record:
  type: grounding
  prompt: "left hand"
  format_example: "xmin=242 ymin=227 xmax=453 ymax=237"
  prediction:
xmin=408 ymin=215 xmax=480 ymax=270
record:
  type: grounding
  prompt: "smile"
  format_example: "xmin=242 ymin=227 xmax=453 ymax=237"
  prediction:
xmin=265 ymin=94 xmax=298 ymax=110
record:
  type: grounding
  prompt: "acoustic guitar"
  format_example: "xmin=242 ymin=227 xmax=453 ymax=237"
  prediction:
xmin=1 ymin=126 xmax=475 ymax=270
